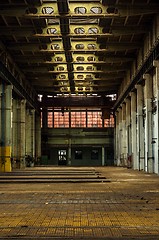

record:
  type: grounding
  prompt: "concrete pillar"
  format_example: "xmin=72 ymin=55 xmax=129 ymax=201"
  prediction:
xmin=25 ymin=109 xmax=32 ymax=158
xmin=25 ymin=109 xmax=35 ymax=166
xmin=102 ymin=146 xmax=105 ymax=166
xmin=12 ymin=99 xmax=18 ymax=167
xmin=19 ymin=100 xmax=26 ymax=168
xmin=35 ymin=113 xmax=41 ymax=165
xmin=68 ymin=138 xmax=71 ymax=165
xmin=0 ymin=83 xmax=12 ymax=172
xmin=31 ymin=109 xmax=35 ymax=162
xmin=152 ymin=60 xmax=159 ymax=174
xmin=121 ymin=103 xmax=127 ymax=166
xmin=118 ymin=107 xmax=122 ymax=166
xmin=143 ymin=74 xmax=153 ymax=173
xmin=115 ymin=107 xmax=122 ymax=166
xmin=114 ymin=110 xmax=119 ymax=165
xmin=136 ymin=84 xmax=145 ymax=171
xmin=42 ymin=95 xmax=48 ymax=129
xmin=125 ymin=98 xmax=131 ymax=168
xmin=12 ymin=99 xmax=26 ymax=168
xmin=130 ymin=91 xmax=138 ymax=170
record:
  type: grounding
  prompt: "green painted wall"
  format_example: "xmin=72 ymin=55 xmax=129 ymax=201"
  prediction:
xmin=41 ymin=127 xmax=114 ymax=166
xmin=71 ymin=147 xmax=102 ymax=166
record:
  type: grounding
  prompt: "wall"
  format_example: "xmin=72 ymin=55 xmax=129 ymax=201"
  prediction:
xmin=41 ymin=127 xmax=114 ymax=166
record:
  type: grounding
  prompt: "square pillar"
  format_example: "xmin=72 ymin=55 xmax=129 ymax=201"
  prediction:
xmin=125 ymin=97 xmax=131 ymax=168
xmin=136 ymin=84 xmax=145 ymax=171
xmin=152 ymin=60 xmax=159 ymax=174
xmin=121 ymin=103 xmax=127 ymax=166
xmin=0 ymin=83 xmax=12 ymax=172
xmin=143 ymin=74 xmax=153 ymax=173
xmin=130 ymin=91 xmax=138 ymax=170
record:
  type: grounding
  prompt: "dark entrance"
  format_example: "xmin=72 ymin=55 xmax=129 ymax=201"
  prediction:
xmin=58 ymin=150 xmax=67 ymax=165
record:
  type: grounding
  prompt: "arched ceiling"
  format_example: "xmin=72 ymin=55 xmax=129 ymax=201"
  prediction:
xmin=0 ymin=0 xmax=158 ymax=100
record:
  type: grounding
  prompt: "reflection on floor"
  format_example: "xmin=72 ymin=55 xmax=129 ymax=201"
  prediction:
xmin=0 ymin=166 xmax=159 ymax=240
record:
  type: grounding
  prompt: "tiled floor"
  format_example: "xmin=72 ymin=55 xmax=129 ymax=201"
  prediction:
xmin=0 ymin=166 xmax=159 ymax=239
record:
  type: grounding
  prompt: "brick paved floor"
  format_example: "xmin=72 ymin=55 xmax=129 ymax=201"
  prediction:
xmin=0 ymin=166 xmax=159 ymax=239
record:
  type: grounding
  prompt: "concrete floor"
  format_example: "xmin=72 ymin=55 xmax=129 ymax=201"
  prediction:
xmin=0 ymin=166 xmax=159 ymax=240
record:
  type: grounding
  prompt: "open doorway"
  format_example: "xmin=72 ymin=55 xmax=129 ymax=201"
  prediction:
xmin=58 ymin=150 xmax=67 ymax=165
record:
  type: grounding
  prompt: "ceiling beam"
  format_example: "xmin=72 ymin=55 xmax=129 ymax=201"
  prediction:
xmin=15 ymin=56 xmax=134 ymax=64
xmin=7 ymin=42 xmax=141 ymax=51
xmin=40 ymin=95 xmax=115 ymax=108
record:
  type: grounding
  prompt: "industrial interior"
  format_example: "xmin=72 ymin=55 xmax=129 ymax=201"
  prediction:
xmin=0 ymin=0 xmax=159 ymax=174
xmin=0 ymin=1 xmax=159 ymax=240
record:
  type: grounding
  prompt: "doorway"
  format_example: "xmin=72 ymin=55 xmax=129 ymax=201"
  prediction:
xmin=58 ymin=150 xmax=67 ymax=165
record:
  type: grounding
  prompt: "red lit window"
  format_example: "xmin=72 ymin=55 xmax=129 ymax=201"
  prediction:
xmin=87 ymin=111 xmax=102 ymax=128
xmin=48 ymin=112 xmax=53 ymax=128
xmin=71 ymin=112 xmax=86 ymax=127
xmin=104 ymin=114 xmax=114 ymax=127
xmin=54 ymin=112 xmax=69 ymax=128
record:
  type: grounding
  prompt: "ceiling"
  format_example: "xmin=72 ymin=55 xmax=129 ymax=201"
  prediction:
xmin=0 ymin=0 xmax=158 ymax=101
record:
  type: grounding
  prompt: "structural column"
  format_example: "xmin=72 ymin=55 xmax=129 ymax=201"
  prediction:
xmin=25 ymin=109 xmax=35 ymax=166
xmin=102 ymin=146 xmax=105 ymax=166
xmin=143 ymin=74 xmax=153 ymax=173
xmin=67 ymin=137 xmax=71 ymax=166
xmin=0 ymin=83 xmax=12 ymax=172
xmin=121 ymin=103 xmax=127 ymax=166
xmin=12 ymin=99 xmax=18 ymax=167
xmin=130 ymin=91 xmax=138 ymax=170
xmin=19 ymin=100 xmax=26 ymax=168
xmin=31 ymin=109 xmax=35 ymax=163
xmin=152 ymin=60 xmax=159 ymax=174
xmin=114 ymin=110 xmax=119 ymax=165
xmin=125 ymin=97 xmax=131 ymax=168
xmin=136 ymin=84 xmax=145 ymax=171
xmin=35 ymin=112 xmax=41 ymax=164
xmin=42 ymin=95 xmax=48 ymax=129
xmin=115 ymin=107 xmax=122 ymax=166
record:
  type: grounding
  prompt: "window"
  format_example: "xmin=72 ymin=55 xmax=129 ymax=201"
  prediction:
xmin=47 ymin=28 xmax=57 ymax=34
xmin=75 ymin=150 xmax=82 ymax=159
xmin=51 ymin=44 xmax=60 ymax=50
xmin=42 ymin=7 xmax=54 ymax=14
xmin=75 ymin=44 xmax=84 ymax=49
xmin=57 ymin=66 xmax=64 ymax=71
xmin=88 ymin=44 xmax=96 ymax=50
xmin=88 ymin=27 xmax=98 ymax=34
xmin=48 ymin=111 xmax=53 ymax=128
xmin=86 ymin=66 xmax=94 ymax=71
xmin=85 ymin=74 xmax=93 ymax=79
xmin=42 ymin=108 xmax=114 ymax=129
xmin=60 ymin=87 xmax=68 ymax=92
xmin=90 ymin=7 xmax=102 ymax=14
xmin=87 ymin=56 xmax=95 ymax=61
xmin=104 ymin=114 xmax=114 ymax=127
xmin=91 ymin=150 xmax=99 ymax=160
xmin=74 ymin=27 xmax=85 ymax=34
xmin=71 ymin=111 xmax=86 ymax=127
xmin=76 ymin=56 xmax=85 ymax=62
xmin=54 ymin=111 xmax=69 ymax=128
xmin=74 ymin=7 xmax=86 ymax=14
xmin=55 ymin=56 xmax=63 ymax=62
xmin=87 ymin=111 xmax=102 ymax=128
xmin=59 ymin=74 xmax=66 ymax=79
xmin=76 ymin=66 xmax=84 ymax=71
xmin=77 ymin=74 xmax=83 ymax=79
